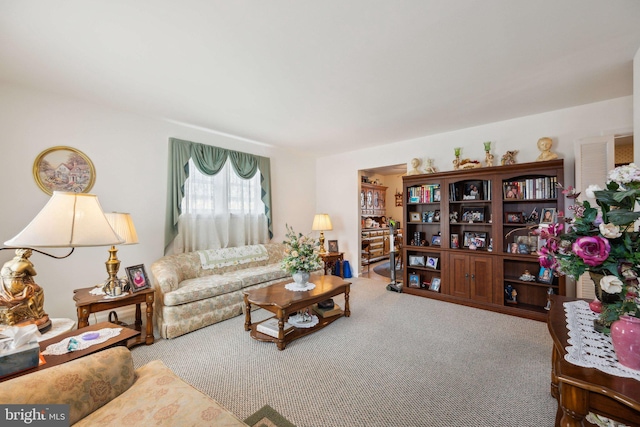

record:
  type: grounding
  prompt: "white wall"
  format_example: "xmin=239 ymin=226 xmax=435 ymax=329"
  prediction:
xmin=0 ymin=83 xmax=316 ymax=323
xmin=317 ymin=96 xmax=634 ymax=275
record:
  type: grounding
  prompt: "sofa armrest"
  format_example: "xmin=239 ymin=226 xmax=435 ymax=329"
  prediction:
xmin=150 ymin=257 xmax=183 ymax=295
xmin=0 ymin=346 xmax=135 ymax=425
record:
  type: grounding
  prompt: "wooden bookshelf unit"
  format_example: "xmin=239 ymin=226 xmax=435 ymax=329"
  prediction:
xmin=402 ymin=159 xmax=565 ymax=321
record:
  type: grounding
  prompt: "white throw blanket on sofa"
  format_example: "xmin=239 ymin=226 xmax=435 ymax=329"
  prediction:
xmin=198 ymin=245 xmax=269 ymax=269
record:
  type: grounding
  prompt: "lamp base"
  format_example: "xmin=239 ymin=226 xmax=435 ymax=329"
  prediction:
xmin=1 ymin=315 xmax=52 ymax=334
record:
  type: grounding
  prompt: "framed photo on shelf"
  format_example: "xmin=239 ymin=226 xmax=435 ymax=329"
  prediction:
xmin=422 ymin=211 xmax=434 ymax=223
xmin=410 ymin=211 xmax=421 ymax=222
xmin=540 ymin=208 xmax=556 ymax=224
xmin=538 ymin=267 xmax=554 ymax=284
xmin=461 ymin=206 xmax=484 ymax=223
xmin=328 ymin=240 xmax=339 ymax=252
xmin=126 ymin=264 xmax=150 ymax=292
xmin=433 ymin=188 xmax=441 ymax=202
xmin=463 ymin=181 xmax=483 ymax=200
xmin=431 ymin=235 xmax=441 ymax=246
xmin=408 ymin=273 xmax=421 ymax=288
xmin=450 ymin=233 xmax=459 ymax=249
xmin=504 ymin=212 xmax=524 ymax=224
xmin=429 ymin=277 xmax=441 ymax=292
xmin=426 ymin=256 xmax=439 ymax=269
xmin=408 ymin=255 xmax=426 ymax=266
xmin=463 ymin=232 xmax=487 ymax=248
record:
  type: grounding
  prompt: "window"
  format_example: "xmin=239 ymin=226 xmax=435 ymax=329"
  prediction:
xmin=172 ymin=159 xmax=268 ymax=252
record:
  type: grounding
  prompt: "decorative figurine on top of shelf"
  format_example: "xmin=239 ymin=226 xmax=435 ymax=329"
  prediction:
xmin=459 ymin=159 xmax=482 ymax=169
xmin=424 ymin=158 xmax=437 ymax=174
xmin=453 ymin=148 xmax=461 ymax=170
xmin=483 ymin=141 xmax=495 ymax=167
xmin=536 ymin=137 xmax=558 ymax=162
xmin=519 ymin=270 xmax=536 ymax=282
xmin=408 ymin=158 xmax=422 ymax=175
xmin=501 ymin=150 xmax=518 ymax=165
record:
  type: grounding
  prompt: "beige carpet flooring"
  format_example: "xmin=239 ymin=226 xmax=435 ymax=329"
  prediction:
xmin=131 ymin=275 xmax=557 ymax=427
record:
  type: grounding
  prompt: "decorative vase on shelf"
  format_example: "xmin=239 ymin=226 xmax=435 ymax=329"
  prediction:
xmin=292 ymin=271 xmax=310 ymax=288
xmin=610 ymin=315 xmax=640 ymax=370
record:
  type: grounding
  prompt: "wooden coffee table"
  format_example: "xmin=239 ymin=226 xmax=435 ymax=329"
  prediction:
xmin=243 ymin=275 xmax=351 ymax=350
xmin=0 ymin=322 xmax=139 ymax=382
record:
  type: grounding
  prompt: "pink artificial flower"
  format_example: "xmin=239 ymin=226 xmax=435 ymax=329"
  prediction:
xmin=539 ymin=253 xmax=557 ymax=269
xmin=572 ymin=236 xmax=610 ymax=267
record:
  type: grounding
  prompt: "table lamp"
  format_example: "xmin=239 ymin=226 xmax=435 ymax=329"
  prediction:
xmin=2 ymin=192 xmax=124 ymax=332
xmin=312 ymin=213 xmax=333 ymax=254
xmin=104 ymin=212 xmax=139 ymax=296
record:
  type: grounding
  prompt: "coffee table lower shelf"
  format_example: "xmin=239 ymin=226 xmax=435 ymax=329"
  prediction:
xmin=249 ymin=313 xmax=344 ymax=347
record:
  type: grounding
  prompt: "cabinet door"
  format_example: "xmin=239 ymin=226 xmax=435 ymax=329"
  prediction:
xmin=449 ymin=253 xmax=470 ymax=298
xmin=470 ymin=255 xmax=493 ymax=303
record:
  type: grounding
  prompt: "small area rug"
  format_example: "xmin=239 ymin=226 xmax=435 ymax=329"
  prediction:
xmin=372 ymin=261 xmax=403 ymax=279
xmin=244 ymin=405 xmax=296 ymax=427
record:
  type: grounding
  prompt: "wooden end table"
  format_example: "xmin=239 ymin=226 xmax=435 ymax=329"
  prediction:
xmin=74 ymin=286 xmax=154 ymax=347
xmin=548 ymin=295 xmax=640 ymax=426
xmin=319 ymin=252 xmax=344 ymax=277
xmin=0 ymin=322 xmax=139 ymax=382
xmin=243 ymin=275 xmax=350 ymax=350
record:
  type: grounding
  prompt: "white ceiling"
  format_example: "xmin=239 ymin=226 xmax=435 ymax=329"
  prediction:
xmin=1 ymin=1 xmax=640 ymax=156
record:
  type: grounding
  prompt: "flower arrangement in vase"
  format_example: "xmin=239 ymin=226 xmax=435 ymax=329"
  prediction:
xmin=538 ymin=164 xmax=640 ymax=328
xmin=280 ymin=224 xmax=322 ymax=286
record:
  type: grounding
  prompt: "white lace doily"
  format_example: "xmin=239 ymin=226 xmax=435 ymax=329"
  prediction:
xmin=563 ymin=300 xmax=640 ymax=380
xmin=285 ymin=282 xmax=316 ymax=291
xmin=42 ymin=328 xmax=123 ymax=356
xmin=288 ymin=314 xmax=319 ymax=328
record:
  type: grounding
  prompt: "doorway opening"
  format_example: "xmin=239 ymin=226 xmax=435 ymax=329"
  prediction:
xmin=359 ymin=163 xmax=406 ymax=277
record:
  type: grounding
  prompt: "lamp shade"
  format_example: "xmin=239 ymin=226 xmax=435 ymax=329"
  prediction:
xmin=104 ymin=212 xmax=139 ymax=245
xmin=312 ymin=214 xmax=333 ymax=231
xmin=4 ymin=192 xmax=124 ymax=248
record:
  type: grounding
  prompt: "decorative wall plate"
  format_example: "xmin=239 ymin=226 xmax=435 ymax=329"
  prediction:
xmin=33 ymin=146 xmax=95 ymax=195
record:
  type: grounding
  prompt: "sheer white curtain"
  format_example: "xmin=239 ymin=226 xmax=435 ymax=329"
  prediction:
xmin=171 ymin=158 xmax=269 ymax=253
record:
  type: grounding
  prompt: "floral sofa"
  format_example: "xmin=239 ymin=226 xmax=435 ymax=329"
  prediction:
xmin=0 ymin=346 xmax=247 ymax=426
xmin=151 ymin=243 xmax=290 ymax=339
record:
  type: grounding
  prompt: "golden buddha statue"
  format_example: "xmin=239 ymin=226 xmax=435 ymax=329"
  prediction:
xmin=0 ymin=248 xmax=50 ymax=331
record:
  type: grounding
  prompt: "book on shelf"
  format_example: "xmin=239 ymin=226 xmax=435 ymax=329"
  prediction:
xmin=312 ymin=303 xmax=343 ymax=318
xmin=256 ymin=318 xmax=294 ymax=338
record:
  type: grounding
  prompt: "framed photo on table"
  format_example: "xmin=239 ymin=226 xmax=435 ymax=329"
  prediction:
xmin=328 ymin=240 xmax=339 ymax=252
xmin=126 ymin=264 xmax=150 ymax=292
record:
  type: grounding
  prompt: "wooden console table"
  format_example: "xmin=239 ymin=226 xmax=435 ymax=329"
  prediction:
xmin=548 ymin=295 xmax=640 ymax=426
xmin=74 ymin=286 xmax=154 ymax=347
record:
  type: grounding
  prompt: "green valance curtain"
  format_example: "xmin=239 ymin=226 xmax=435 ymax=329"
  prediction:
xmin=164 ymin=137 xmax=273 ymax=250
